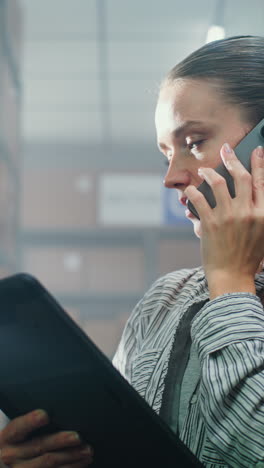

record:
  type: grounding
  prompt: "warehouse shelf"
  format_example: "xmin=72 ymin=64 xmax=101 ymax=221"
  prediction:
xmin=0 ymin=0 xmax=22 ymax=274
xmin=21 ymin=226 xmax=196 ymax=245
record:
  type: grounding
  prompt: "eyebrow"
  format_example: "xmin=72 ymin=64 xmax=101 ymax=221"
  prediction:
xmin=157 ymin=120 xmax=207 ymax=149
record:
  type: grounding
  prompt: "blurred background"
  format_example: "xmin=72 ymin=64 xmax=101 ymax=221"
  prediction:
xmin=1 ymin=0 xmax=263 ymax=357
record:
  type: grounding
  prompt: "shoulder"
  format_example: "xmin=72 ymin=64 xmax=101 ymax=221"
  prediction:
xmin=113 ymin=265 xmax=204 ymax=373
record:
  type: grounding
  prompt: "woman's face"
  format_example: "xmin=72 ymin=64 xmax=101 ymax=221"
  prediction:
xmin=155 ymin=78 xmax=252 ymax=238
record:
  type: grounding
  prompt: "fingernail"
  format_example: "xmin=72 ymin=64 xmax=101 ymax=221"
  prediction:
xmin=223 ymin=142 xmax=233 ymax=154
xmin=33 ymin=409 xmax=48 ymax=423
xmin=198 ymin=168 xmax=210 ymax=183
xmin=65 ymin=431 xmax=80 ymax=443
xmin=221 ymin=148 xmax=232 ymax=170
xmin=256 ymin=146 xmax=264 ymax=158
xmin=198 ymin=167 xmax=205 ymax=178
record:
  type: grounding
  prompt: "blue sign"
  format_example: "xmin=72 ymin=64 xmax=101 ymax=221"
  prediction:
xmin=162 ymin=186 xmax=189 ymax=225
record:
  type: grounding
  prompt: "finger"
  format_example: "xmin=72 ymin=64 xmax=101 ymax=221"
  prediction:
xmin=9 ymin=446 xmax=93 ymax=468
xmin=220 ymin=143 xmax=252 ymax=203
xmin=0 ymin=410 xmax=49 ymax=445
xmin=197 ymin=167 xmax=231 ymax=216
xmin=251 ymin=146 xmax=264 ymax=206
xmin=185 ymin=185 xmax=212 ymax=222
xmin=1 ymin=431 xmax=83 ymax=462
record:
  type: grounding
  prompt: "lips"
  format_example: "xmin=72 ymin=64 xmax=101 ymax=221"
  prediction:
xmin=179 ymin=197 xmax=188 ymax=207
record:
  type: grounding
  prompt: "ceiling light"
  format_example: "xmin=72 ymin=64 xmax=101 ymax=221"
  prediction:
xmin=206 ymin=25 xmax=226 ymax=43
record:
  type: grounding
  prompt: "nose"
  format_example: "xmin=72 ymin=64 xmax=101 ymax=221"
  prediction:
xmin=163 ymin=157 xmax=189 ymax=189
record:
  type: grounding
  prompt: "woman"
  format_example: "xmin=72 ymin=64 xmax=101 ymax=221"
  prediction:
xmin=1 ymin=35 xmax=264 ymax=467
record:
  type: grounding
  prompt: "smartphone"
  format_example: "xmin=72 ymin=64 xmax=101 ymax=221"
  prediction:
xmin=187 ymin=117 xmax=264 ymax=219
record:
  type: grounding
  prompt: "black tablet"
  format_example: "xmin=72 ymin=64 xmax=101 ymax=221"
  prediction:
xmin=0 ymin=273 xmax=203 ymax=467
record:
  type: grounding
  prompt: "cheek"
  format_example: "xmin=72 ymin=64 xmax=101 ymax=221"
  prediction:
xmin=193 ymin=150 xmax=207 ymax=161
xmin=202 ymin=137 xmax=228 ymax=167
xmin=200 ymin=149 xmax=222 ymax=169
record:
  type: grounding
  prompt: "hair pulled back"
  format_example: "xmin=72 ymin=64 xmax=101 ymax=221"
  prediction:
xmin=163 ymin=35 xmax=264 ymax=125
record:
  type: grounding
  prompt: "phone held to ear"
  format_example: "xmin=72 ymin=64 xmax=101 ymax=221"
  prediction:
xmin=187 ymin=117 xmax=264 ymax=220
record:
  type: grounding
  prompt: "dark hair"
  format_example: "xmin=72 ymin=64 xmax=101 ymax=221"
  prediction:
xmin=162 ymin=35 xmax=264 ymax=125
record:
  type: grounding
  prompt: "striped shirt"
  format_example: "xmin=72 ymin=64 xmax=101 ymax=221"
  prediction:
xmin=113 ymin=265 xmax=264 ymax=467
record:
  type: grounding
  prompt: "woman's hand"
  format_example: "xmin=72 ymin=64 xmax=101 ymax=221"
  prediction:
xmin=184 ymin=143 xmax=264 ymax=299
xmin=0 ymin=410 xmax=94 ymax=467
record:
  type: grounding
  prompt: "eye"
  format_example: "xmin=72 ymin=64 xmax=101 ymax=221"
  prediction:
xmin=187 ymin=140 xmax=205 ymax=151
